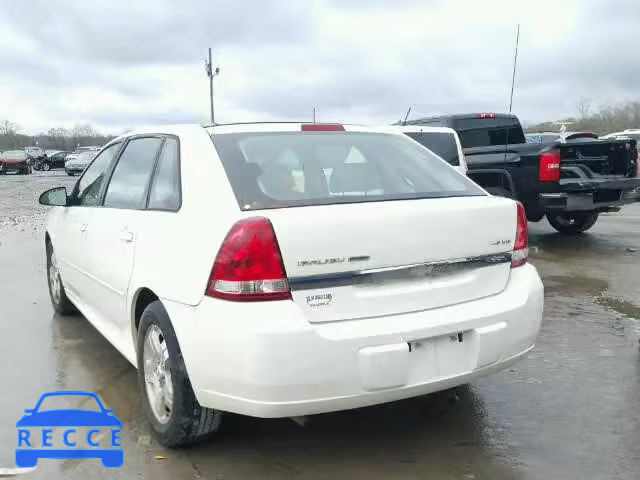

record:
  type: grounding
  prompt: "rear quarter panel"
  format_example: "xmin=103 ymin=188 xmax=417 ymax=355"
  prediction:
xmin=126 ymin=127 xmax=241 ymax=315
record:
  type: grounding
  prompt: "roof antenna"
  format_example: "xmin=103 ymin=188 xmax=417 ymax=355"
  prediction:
xmin=402 ymin=106 xmax=412 ymax=125
xmin=508 ymin=24 xmax=520 ymax=113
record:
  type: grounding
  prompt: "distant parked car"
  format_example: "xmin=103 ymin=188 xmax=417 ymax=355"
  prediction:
xmin=65 ymin=151 xmax=97 ymax=176
xmin=37 ymin=151 xmax=71 ymax=171
xmin=526 ymin=131 xmax=598 ymax=143
xmin=25 ymin=146 xmax=46 ymax=161
xmin=65 ymin=146 xmax=101 ymax=164
xmin=0 ymin=150 xmax=32 ymax=175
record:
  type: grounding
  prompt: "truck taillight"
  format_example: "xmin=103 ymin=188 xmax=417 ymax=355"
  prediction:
xmin=539 ymin=150 xmax=560 ymax=182
xmin=512 ymin=202 xmax=528 ymax=268
xmin=478 ymin=113 xmax=496 ymax=119
xmin=206 ymin=217 xmax=291 ymax=301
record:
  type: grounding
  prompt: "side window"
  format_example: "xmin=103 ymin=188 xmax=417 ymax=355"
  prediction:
xmin=148 ymin=138 xmax=181 ymax=211
xmin=76 ymin=143 xmax=121 ymax=206
xmin=103 ymin=137 xmax=163 ymax=209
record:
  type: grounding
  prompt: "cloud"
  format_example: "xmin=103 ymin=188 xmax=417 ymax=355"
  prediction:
xmin=0 ymin=0 xmax=638 ymax=134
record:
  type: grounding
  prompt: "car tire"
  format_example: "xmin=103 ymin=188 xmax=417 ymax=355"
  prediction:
xmin=137 ymin=301 xmax=223 ymax=448
xmin=546 ymin=211 xmax=599 ymax=234
xmin=46 ymin=241 xmax=77 ymax=315
xmin=42 ymin=162 xmax=51 ymax=171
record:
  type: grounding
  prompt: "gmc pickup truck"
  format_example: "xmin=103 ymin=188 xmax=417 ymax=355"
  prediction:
xmin=403 ymin=113 xmax=640 ymax=234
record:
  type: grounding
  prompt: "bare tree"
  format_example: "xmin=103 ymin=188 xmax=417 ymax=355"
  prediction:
xmin=576 ymin=97 xmax=591 ymax=120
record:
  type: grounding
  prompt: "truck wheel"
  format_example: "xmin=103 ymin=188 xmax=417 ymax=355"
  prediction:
xmin=485 ymin=187 xmax=514 ymax=199
xmin=137 ymin=301 xmax=223 ymax=447
xmin=546 ymin=211 xmax=599 ymax=234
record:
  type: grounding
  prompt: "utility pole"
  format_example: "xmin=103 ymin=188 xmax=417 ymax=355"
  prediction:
xmin=508 ymin=24 xmax=520 ymax=113
xmin=205 ymin=48 xmax=220 ymax=124
xmin=313 ymin=107 xmax=316 ymax=123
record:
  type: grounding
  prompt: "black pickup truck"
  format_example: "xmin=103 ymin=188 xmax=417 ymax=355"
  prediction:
xmin=404 ymin=113 xmax=640 ymax=234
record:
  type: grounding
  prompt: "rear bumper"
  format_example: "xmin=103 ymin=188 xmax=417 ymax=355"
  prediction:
xmin=163 ymin=264 xmax=544 ymax=418
xmin=540 ymin=177 xmax=640 ymax=211
xmin=65 ymin=166 xmax=85 ymax=175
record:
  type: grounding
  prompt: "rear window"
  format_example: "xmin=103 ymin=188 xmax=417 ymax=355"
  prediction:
xmin=211 ymin=131 xmax=484 ymax=210
xmin=453 ymin=118 xmax=526 ymax=148
xmin=404 ymin=132 xmax=459 ymax=166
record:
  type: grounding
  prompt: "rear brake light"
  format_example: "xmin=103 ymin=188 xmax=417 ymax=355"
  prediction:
xmin=206 ymin=217 xmax=291 ymax=301
xmin=301 ymin=124 xmax=344 ymax=132
xmin=512 ymin=202 xmax=528 ymax=268
xmin=479 ymin=113 xmax=496 ymax=119
xmin=539 ymin=150 xmax=561 ymax=182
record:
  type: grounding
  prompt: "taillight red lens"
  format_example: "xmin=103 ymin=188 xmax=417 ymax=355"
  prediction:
xmin=479 ymin=113 xmax=496 ymax=119
xmin=539 ymin=150 xmax=561 ymax=182
xmin=512 ymin=202 xmax=528 ymax=268
xmin=301 ymin=124 xmax=345 ymax=132
xmin=206 ymin=217 xmax=291 ymax=301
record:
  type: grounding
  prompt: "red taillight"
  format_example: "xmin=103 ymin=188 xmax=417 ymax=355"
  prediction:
xmin=206 ymin=217 xmax=291 ymax=301
xmin=479 ymin=113 xmax=496 ymax=119
xmin=539 ymin=150 xmax=561 ymax=182
xmin=301 ymin=124 xmax=345 ymax=132
xmin=512 ymin=202 xmax=528 ymax=268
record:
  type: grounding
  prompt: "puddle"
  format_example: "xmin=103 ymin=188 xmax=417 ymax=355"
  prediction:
xmin=542 ymin=275 xmax=609 ymax=297
xmin=595 ymin=296 xmax=640 ymax=320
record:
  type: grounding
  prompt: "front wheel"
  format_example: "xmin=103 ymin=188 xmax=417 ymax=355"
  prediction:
xmin=137 ymin=301 xmax=223 ymax=447
xmin=546 ymin=211 xmax=599 ymax=234
xmin=42 ymin=162 xmax=51 ymax=171
xmin=46 ymin=242 xmax=76 ymax=315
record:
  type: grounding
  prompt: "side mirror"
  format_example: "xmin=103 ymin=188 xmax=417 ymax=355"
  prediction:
xmin=39 ymin=187 xmax=69 ymax=207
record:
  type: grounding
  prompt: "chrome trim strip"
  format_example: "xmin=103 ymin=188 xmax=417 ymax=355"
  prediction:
xmin=288 ymin=252 xmax=512 ymax=291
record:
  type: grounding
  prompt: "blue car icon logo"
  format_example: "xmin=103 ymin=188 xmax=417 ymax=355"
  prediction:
xmin=16 ymin=391 xmax=123 ymax=468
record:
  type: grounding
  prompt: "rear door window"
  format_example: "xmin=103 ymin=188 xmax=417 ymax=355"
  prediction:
xmin=404 ymin=132 xmax=459 ymax=166
xmin=147 ymin=138 xmax=181 ymax=211
xmin=103 ymin=137 xmax=162 ymax=209
xmin=211 ymin=131 xmax=484 ymax=210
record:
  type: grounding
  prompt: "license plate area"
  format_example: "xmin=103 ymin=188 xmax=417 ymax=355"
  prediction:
xmin=407 ymin=330 xmax=478 ymax=383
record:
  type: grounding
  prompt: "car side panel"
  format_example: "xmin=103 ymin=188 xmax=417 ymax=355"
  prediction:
xmin=125 ymin=127 xmax=240 ymax=352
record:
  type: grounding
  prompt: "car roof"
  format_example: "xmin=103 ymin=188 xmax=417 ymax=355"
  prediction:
xmin=110 ymin=123 xmax=413 ymax=141
xmin=402 ymin=113 xmax=518 ymax=125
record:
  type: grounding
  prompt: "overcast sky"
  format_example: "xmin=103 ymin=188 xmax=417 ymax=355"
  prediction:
xmin=1 ymin=0 xmax=638 ymax=134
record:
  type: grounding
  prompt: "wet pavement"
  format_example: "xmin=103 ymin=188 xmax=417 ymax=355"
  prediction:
xmin=0 ymin=171 xmax=639 ymax=479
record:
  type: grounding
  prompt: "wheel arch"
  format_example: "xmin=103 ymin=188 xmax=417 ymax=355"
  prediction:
xmin=131 ymin=287 xmax=160 ymax=341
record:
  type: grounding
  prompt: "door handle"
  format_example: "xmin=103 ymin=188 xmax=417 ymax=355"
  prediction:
xmin=79 ymin=224 xmax=88 ymax=232
xmin=119 ymin=231 xmax=134 ymax=243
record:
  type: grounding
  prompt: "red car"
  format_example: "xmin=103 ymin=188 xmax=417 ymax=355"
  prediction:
xmin=0 ymin=150 xmax=32 ymax=175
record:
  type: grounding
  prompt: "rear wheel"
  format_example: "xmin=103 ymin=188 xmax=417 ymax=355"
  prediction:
xmin=42 ymin=162 xmax=51 ymax=171
xmin=137 ymin=301 xmax=223 ymax=447
xmin=46 ymin=242 xmax=76 ymax=315
xmin=546 ymin=211 xmax=599 ymax=234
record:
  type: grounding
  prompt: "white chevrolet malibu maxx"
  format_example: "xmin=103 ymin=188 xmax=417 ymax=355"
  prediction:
xmin=40 ymin=123 xmax=543 ymax=447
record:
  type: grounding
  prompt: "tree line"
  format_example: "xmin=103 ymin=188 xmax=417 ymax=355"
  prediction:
xmin=0 ymin=120 xmax=115 ymax=152
xmin=525 ymin=99 xmax=640 ymax=135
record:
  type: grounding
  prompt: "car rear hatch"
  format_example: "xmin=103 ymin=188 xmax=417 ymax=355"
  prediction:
xmin=209 ymin=124 xmax=519 ymax=323
xmin=266 ymin=197 xmax=516 ymax=322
